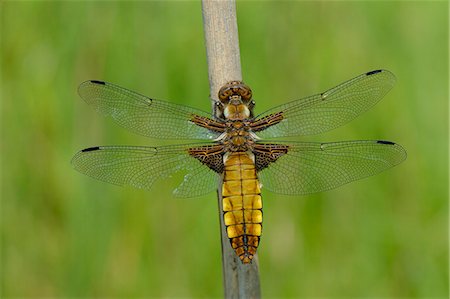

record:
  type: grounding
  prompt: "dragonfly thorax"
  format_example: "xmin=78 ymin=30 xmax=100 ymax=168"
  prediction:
xmin=223 ymin=100 xmax=251 ymax=120
xmin=218 ymin=121 xmax=257 ymax=152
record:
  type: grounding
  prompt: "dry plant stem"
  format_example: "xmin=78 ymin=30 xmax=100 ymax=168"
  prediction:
xmin=202 ymin=0 xmax=261 ymax=298
xmin=202 ymin=0 xmax=242 ymax=113
xmin=201 ymin=1 xmax=261 ymax=298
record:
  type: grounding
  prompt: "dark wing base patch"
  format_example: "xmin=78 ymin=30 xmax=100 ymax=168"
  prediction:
xmin=253 ymin=143 xmax=289 ymax=171
xmin=188 ymin=145 xmax=225 ymax=173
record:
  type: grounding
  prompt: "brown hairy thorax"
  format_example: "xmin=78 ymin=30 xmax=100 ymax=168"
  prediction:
xmin=191 ymin=80 xmax=284 ymax=153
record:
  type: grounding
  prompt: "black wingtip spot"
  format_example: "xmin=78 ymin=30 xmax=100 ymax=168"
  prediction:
xmin=90 ymin=80 xmax=106 ymax=85
xmin=366 ymin=70 xmax=382 ymax=76
xmin=82 ymin=146 xmax=101 ymax=152
xmin=377 ymin=140 xmax=395 ymax=145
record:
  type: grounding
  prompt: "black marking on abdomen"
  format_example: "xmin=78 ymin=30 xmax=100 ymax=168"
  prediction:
xmin=366 ymin=70 xmax=382 ymax=76
xmin=377 ymin=140 xmax=395 ymax=145
xmin=82 ymin=146 xmax=101 ymax=152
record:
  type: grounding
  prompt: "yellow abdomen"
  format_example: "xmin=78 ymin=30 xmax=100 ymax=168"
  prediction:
xmin=222 ymin=152 xmax=263 ymax=264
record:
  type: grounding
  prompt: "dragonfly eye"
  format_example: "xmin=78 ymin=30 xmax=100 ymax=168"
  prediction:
xmin=218 ymin=81 xmax=253 ymax=102
xmin=218 ymin=87 xmax=234 ymax=102
xmin=238 ymin=84 xmax=252 ymax=102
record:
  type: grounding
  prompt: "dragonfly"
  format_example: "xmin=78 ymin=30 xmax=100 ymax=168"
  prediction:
xmin=72 ymin=69 xmax=406 ymax=264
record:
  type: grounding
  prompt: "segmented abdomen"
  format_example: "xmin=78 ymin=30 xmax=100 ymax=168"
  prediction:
xmin=222 ymin=152 xmax=263 ymax=264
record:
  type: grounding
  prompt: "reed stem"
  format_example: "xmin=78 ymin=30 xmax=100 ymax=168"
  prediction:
xmin=201 ymin=1 xmax=261 ymax=298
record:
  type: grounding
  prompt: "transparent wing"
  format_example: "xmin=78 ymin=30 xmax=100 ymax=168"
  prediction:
xmin=78 ymin=80 xmax=220 ymax=140
xmin=255 ymin=70 xmax=396 ymax=138
xmin=71 ymin=143 xmax=220 ymax=198
xmin=258 ymin=140 xmax=406 ymax=195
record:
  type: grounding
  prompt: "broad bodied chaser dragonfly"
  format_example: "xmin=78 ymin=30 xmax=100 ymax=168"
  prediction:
xmin=72 ymin=69 xmax=406 ymax=264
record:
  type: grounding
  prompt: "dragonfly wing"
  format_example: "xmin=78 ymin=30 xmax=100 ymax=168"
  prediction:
xmin=255 ymin=70 xmax=396 ymax=138
xmin=256 ymin=140 xmax=406 ymax=195
xmin=71 ymin=143 xmax=222 ymax=198
xmin=78 ymin=80 xmax=220 ymax=140
xmin=172 ymin=165 xmax=219 ymax=198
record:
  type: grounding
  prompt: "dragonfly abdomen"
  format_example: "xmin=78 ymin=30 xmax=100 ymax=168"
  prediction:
xmin=222 ymin=152 xmax=262 ymax=264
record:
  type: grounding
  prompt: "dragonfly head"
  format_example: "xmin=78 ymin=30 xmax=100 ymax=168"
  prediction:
xmin=217 ymin=81 xmax=254 ymax=120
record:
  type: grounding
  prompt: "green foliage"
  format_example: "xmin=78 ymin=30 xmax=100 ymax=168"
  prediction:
xmin=1 ymin=1 xmax=448 ymax=297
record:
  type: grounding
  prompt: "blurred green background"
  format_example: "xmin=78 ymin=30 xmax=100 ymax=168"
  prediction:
xmin=1 ymin=1 xmax=448 ymax=298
